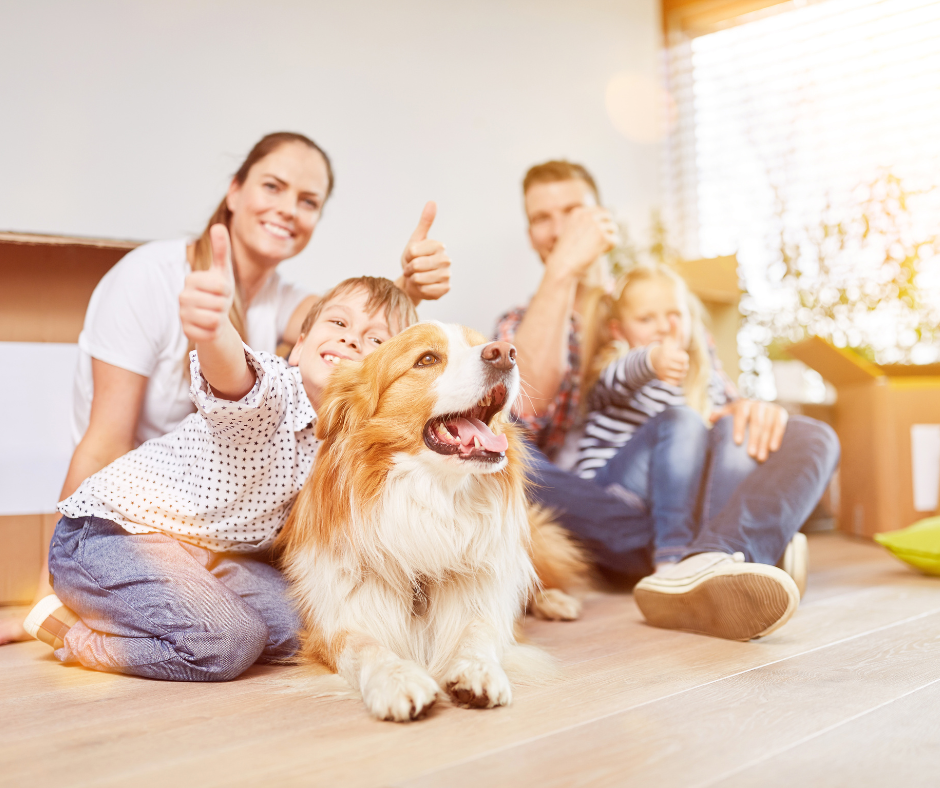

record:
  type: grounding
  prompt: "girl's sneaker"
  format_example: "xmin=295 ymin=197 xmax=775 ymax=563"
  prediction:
xmin=23 ymin=595 xmax=78 ymax=650
xmin=633 ymin=552 xmax=800 ymax=641
xmin=777 ymin=532 xmax=808 ymax=598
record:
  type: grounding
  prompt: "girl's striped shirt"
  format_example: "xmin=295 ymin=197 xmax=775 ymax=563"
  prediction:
xmin=574 ymin=343 xmax=734 ymax=479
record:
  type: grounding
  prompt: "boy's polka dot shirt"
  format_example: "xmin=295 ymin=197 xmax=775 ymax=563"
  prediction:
xmin=58 ymin=347 xmax=319 ymax=552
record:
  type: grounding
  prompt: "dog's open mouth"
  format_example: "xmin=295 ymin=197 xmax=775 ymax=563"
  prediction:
xmin=423 ymin=383 xmax=509 ymax=463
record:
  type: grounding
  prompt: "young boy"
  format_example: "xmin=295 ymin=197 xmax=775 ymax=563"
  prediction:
xmin=25 ymin=225 xmax=417 ymax=681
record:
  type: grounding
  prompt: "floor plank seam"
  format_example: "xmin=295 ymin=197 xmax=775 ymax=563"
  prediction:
xmin=690 ymin=675 xmax=940 ymax=788
xmin=402 ymin=605 xmax=940 ymax=785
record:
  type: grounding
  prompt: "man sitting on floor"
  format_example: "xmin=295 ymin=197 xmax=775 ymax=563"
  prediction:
xmin=495 ymin=160 xmax=840 ymax=641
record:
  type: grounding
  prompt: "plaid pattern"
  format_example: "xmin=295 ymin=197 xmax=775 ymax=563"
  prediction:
xmin=495 ymin=306 xmax=581 ymax=461
xmin=35 ymin=607 xmax=79 ymax=651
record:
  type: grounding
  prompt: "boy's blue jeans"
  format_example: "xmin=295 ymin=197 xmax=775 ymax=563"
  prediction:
xmin=528 ymin=411 xmax=840 ymax=576
xmin=48 ymin=515 xmax=300 ymax=681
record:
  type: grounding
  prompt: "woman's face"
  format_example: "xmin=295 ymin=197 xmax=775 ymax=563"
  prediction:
xmin=226 ymin=141 xmax=331 ymax=269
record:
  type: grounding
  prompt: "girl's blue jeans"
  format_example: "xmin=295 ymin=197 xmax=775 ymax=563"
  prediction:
xmin=592 ymin=406 xmax=708 ymax=564
xmin=48 ymin=515 xmax=300 ymax=681
xmin=528 ymin=410 xmax=840 ymax=576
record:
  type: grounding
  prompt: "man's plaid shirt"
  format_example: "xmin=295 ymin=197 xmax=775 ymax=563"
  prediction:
xmin=495 ymin=306 xmax=581 ymax=461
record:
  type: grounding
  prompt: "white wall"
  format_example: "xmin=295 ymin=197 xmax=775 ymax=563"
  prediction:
xmin=1 ymin=0 xmax=662 ymax=333
xmin=0 ymin=0 xmax=662 ymax=513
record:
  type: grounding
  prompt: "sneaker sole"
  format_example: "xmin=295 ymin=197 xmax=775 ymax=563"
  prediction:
xmin=634 ymin=566 xmax=800 ymax=641
xmin=779 ymin=532 xmax=808 ymax=599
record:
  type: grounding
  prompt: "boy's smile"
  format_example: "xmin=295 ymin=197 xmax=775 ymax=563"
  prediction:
xmin=289 ymin=287 xmax=395 ymax=409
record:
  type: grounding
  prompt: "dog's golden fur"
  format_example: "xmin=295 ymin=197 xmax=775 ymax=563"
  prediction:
xmin=277 ymin=322 xmax=587 ymax=721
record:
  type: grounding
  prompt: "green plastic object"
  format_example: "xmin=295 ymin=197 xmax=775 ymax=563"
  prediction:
xmin=874 ymin=516 xmax=940 ymax=576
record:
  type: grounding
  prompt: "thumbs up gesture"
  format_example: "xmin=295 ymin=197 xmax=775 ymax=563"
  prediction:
xmin=180 ymin=223 xmax=236 ymax=343
xmin=649 ymin=315 xmax=690 ymax=386
xmin=399 ymin=201 xmax=452 ymax=305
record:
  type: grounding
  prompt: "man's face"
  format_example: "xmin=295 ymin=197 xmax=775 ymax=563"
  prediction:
xmin=524 ymin=179 xmax=597 ymax=263
xmin=289 ymin=287 xmax=395 ymax=408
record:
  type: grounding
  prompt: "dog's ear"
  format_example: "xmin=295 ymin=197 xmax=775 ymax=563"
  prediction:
xmin=315 ymin=359 xmax=380 ymax=443
xmin=315 ymin=330 xmax=426 ymax=442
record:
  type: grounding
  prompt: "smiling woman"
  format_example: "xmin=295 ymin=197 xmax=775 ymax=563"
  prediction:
xmin=67 ymin=132 xmax=335 ymax=505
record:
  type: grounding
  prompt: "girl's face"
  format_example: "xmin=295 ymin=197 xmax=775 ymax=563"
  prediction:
xmin=612 ymin=277 xmax=688 ymax=348
xmin=226 ymin=142 xmax=331 ymax=270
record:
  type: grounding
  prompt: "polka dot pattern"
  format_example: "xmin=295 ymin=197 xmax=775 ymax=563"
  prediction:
xmin=59 ymin=347 xmax=320 ymax=553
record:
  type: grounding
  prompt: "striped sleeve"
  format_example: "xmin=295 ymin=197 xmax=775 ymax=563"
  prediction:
xmin=591 ymin=347 xmax=657 ymax=410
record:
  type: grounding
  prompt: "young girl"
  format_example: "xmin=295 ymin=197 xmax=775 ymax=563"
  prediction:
xmin=574 ymin=265 xmax=735 ymax=570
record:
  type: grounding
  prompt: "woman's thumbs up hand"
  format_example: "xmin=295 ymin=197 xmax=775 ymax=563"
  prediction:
xmin=180 ymin=224 xmax=236 ymax=343
xmin=649 ymin=315 xmax=690 ymax=386
xmin=399 ymin=201 xmax=452 ymax=305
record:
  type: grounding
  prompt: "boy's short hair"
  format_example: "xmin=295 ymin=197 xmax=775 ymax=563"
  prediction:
xmin=299 ymin=276 xmax=418 ymax=338
xmin=522 ymin=160 xmax=601 ymax=203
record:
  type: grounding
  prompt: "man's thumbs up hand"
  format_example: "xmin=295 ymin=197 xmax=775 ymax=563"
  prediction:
xmin=399 ymin=201 xmax=451 ymax=305
xmin=180 ymin=223 xmax=237 ymax=343
xmin=649 ymin=315 xmax=690 ymax=386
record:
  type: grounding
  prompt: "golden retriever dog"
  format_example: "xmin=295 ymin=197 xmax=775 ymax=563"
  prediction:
xmin=277 ymin=322 xmax=586 ymax=721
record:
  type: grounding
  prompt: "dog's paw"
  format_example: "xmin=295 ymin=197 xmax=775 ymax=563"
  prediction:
xmin=444 ymin=659 xmax=512 ymax=709
xmin=530 ymin=588 xmax=582 ymax=621
xmin=361 ymin=660 xmax=441 ymax=722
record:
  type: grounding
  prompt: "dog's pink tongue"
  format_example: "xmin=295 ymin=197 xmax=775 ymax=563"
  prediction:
xmin=452 ymin=417 xmax=508 ymax=453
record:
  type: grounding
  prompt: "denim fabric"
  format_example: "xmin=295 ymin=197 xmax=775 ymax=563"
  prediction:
xmin=527 ymin=449 xmax=656 ymax=577
xmin=592 ymin=407 xmax=709 ymax=564
xmin=527 ymin=414 xmax=840 ymax=574
xmin=48 ymin=516 xmax=300 ymax=682
xmin=688 ymin=415 xmax=841 ymax=564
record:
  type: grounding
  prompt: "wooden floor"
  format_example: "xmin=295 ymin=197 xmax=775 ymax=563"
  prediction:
xmin=2 ymin=533 xmax=940 ymax=788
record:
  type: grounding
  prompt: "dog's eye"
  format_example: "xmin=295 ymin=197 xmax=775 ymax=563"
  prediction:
xmin=415 ymin=353 xmax=440 ymax=368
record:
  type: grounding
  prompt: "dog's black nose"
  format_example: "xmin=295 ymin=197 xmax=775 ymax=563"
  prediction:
xmin=482 ymin=341 xmax=516 ymax=371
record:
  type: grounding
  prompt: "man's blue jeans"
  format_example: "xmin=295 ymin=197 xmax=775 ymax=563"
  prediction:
xmin=48 ymin=515 xmax=300 ymax=681
xmin=528 ymin=411 xmax=840 ymax=575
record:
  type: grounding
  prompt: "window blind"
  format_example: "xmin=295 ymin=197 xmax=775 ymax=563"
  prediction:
xmin=664 ymin=0 xmax=940 ymax=380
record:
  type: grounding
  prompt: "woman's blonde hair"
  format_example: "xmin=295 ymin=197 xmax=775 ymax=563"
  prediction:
xmin=185 ymin=132 xmax=333 ymax=369
xmin=580 ymin=265 xmax=713 ymax=419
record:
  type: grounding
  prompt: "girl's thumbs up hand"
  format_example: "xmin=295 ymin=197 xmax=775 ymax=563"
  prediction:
xmin=649 ymin=315 xmax=690 ymax=386
xmin=180 ymin=223 xmax=236 ymax=343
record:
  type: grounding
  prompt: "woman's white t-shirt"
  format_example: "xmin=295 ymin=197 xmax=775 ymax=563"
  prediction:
xmin=71 ymin=238 xmax=310 ymax=448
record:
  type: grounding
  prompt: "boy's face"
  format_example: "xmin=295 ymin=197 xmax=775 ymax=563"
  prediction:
xmin=289 ymin=287 xmax=395 ymax=408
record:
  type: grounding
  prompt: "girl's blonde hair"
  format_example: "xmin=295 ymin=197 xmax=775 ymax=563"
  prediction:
xmin=580 ymin=265 xmax=713 ymax=419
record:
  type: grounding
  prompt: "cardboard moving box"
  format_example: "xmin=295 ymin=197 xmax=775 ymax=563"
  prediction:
xmin=788 ymin=336 xmax=940 ymax=538
xmin=0 ymin=231 xmax=140 ymax=604
xmin=675 ymin=255 xmax=740 ymax=382
xmin=0 ymin=231 xmax=139 ymax=343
